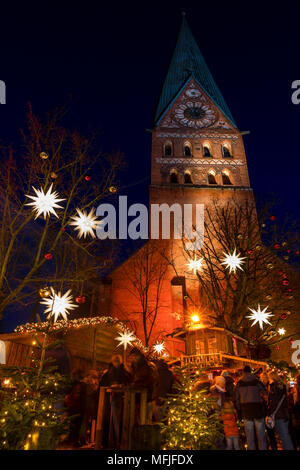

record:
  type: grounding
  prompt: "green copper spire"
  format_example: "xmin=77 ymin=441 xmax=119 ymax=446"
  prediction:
xmin=154 ymin=13 xmax=236 ymax=127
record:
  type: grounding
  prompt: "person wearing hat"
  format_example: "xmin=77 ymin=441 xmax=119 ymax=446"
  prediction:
xmin=210 ymin=375 xmax=226 ymax=409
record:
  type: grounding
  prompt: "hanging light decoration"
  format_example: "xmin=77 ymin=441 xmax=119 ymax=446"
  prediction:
xmin=278 ymin=328 xmax=286 ymax=336
xmin=69 ymin=208 xmax=101 ymax=239
xmin=153 ymin=342 xmax=165 ymax=355
xmin=40 ymin=287 xmax=78 ymax=322
xmin=246 ymin=304 xmax=273 ymax=329
xmin=25 ymin=184 xmax=65 ymax=219
xmin=39 ymin=287 xmax=51 ymax=298
xmin=187 ymin=256 xmax=204 ymax=274
xmin=40 ymin=152 xmax=49 ymax=160
xmin=115 ymin=330 xmax=136 ymax=350
xmin=109 ymin=186 xmax=117 ymax=193
xmin=221 ymin=249 xmax=245 ymax=274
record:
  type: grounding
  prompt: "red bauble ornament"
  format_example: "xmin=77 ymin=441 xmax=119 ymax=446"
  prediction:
xmin=276 ymin=346 xmax=280 ymax=351
xmin=281 ymin=313 xmax=287 ymax=319
xmin=85 ymin=175 xmax=91 ymax=181
xmin=270 ymin=215 xmax=276 ymax=221
xmin=288 ymin=288 xmax=293 ymax=292
xmin=44 ymin=253 xmax=53 ymax=260
xmin=274 ymin=244 xmax=281 ymax=249
xmin=247 ymin=250 xmax=253 ymax=254
xmin=76 ymin=296 xmax=86 ymax=304
xmin=290 ymin=339 xmax=294 ymax=344
xmin=282 ymin=280 xmax=289 ymax=286
xmin=282 ymin=273 xmax=288 ymax=279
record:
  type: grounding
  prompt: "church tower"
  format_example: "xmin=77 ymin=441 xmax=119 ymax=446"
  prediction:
xmin=108 ymin=14 xmax=256 ymax=357
xmin=150 ymin=14 xmax=252 ymax=212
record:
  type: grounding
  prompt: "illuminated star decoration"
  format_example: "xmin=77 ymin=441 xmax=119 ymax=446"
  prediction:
xmin=153 ymin=342 xmax=165 ymax=355
xmin=221 ymin=249 xmax=245 ymax=274
xmin=69 ymin=208 xmax=100 ymax=239
xmin=40 ymin=287 xmax=78 ymax=322
xmin=187 ymin=256 xmax=204 ymax=274
xmin=115 ymin=330 xmax=136 ymax=350
xmin=247 ymin=304 xmax=273 ymax=330
xmin=278 ymin=328 xmax=286 ymax=336
xmin=25 ymin=184 xmax=65 ymax=219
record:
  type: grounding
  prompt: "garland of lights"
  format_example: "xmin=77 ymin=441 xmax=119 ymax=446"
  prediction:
xmin=14 ymin=316 xmax=148 ymax=353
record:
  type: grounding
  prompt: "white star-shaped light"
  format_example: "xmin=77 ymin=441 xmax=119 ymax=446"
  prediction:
xmin=187 ymin=256 xmax=204 ymax=274
xmin=69 ymin=208 xmax=100 ymax=239
xmin=247 ymin=304 xmax=273 ymax=330
xmin=153 ymin=342 xmax=165 ymax=355
xmin=221 ymin=249 xmax=245 ymax=274
xmin=278 ymin=328 xmax=286 ymax=336
xmin=115 ymin=330 xmax=136 ymax=350
xmin=25 ymin=184 xmax=65 ymax=219
xmin=40 ymin=287 xmax=78 ymax=322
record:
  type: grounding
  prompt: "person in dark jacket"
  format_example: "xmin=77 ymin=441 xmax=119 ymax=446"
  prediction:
xmin=235 ymin=365 xmax=267 ymax=450
xmin=267 ymin=372 xmax=294 ymax=450
xmin=128 ymin=348 xmax=156 ymax=401
xmin=128 ymin=348 xmax=158 ymax=423
xmin=99 ymin=354 xmax=131 ymax=448
xmin=221 ymin=370 xmax=235 ymax=400
xmin=260 ymin=372 xmax=277 ymax=450
xmin=99 ymin=354 xmax=131 ymax=387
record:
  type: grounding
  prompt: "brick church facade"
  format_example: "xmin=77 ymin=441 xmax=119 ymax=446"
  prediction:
xmin=99 ymin=15 xmax=300 ymax=364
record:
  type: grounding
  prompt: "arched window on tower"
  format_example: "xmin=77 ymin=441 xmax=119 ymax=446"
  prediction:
xmin=170 ymin=169 xmax=179 ymax=184
xmin=183 ymin=142 xmax=192 ymax=157
xmin=208 ymin=170 xmax=217 ymax=185
xmin=164 ymin=141 xmax=173 ymax=157
xmin=203 ymin=144 xmax=211 ymax=158
xmin=222 ymin=170 xmax=233 ymax=185
xmin=184 ymin=171 xmax=193 ymax=184
xmin=222 ymin=144 xmax=232 ymax=158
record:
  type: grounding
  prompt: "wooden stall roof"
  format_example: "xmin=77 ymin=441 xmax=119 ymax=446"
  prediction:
xmin=0 ymin=323 xmax=128 ymax=366
xmin=172 ymin=326 xmax=249 ymax=344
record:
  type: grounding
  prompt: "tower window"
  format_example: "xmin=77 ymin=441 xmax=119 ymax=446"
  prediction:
xmin=222 ymin=145 xmax=232 ymax=158
xmin=208 ymin=171 xmax=217 ymax=185
xmin=222 ymin=171 xmax=233 ymax=185
xmin=203 ymin=145 xmax=211 ymax=157
xmin=164 ymin=142 xmax=173 ymax=157
xmin=184 ymin=142 xmax=192 ymax=157
xmin=184 ymin=172 xmax=192 ymax=184
xmin=170 ymin=170 xmax=179 ymax=184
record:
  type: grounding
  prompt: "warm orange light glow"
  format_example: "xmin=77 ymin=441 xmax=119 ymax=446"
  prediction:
xmin=191 ymin=314 xmax=200 ymax=323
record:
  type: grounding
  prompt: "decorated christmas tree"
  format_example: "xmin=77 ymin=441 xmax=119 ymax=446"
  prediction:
xmin=0 ymin=323 xmax=70 ymax=450
xmin=161 ymin=366 xmax=222 ymax=450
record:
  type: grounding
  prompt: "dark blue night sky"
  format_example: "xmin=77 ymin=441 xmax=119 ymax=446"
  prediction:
xmin=0 ymin=1 xmax=300 ymax=330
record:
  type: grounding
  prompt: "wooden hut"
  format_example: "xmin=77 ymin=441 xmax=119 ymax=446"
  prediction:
xmin=172 ymin=324 xmax=268 ymax=372
xmin=0 ymin=317 xmax=143 ymax=375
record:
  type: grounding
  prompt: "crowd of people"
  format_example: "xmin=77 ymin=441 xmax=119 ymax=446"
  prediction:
xmin=63 ymin=347 xmax=175 ymax=448
xmin=61 ymin=348 xmax=300 ymax=451
xmin=195 ymin=365 xmax=300 ymax=450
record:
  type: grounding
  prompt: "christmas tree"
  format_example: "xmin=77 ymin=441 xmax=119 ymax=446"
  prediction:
xmin=0 ymin=323 xmax=70 ymax=450
xmin=161 ymin=366 xmax=222 ymax=450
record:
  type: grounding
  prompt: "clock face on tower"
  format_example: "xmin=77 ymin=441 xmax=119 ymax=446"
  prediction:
xmin=173 ymin=101 xmax=218 ymax=129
